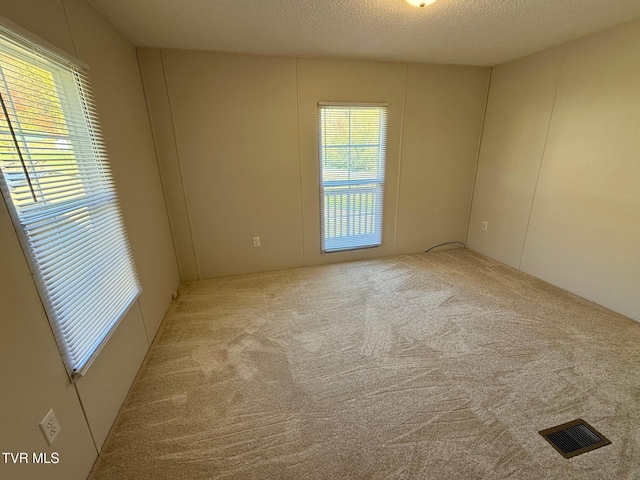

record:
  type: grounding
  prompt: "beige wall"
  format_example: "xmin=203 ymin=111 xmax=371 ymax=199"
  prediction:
xmin=397 ymin=64 xmax=489 ymax=254
xmin=468 ymin=20 xmax=640 ymax=321
xmin=139 ymin=50 xmax=489 ymax=279
xmin=0 ymin=1 xmax=179 ymax=479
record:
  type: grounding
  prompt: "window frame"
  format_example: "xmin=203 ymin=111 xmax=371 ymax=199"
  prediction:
xmin=0 ymin=23 xmax=141 ymax=378
xmin=318 ymin=102 xmax=388 ymax=253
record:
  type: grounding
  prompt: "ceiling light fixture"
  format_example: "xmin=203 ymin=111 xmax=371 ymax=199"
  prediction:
xmin=406 ymin=0 xmax=436 ymax=7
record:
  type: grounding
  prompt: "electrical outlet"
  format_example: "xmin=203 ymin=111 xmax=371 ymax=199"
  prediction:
xmin=481 ymin=221 xmax=488 ymax=231
xmin=39 ymin=409 xmax=60 ymax=446
xmin=253 ymin=236 xmax=261 ymax=247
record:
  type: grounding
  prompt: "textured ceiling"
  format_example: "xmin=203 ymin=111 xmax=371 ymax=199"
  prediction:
xmin=86 ymin=0 xmax=640 ymax=66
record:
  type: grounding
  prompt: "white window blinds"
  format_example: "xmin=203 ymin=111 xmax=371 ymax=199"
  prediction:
xmin=0 ymin=28 xmax=141 ymax=377
xmin=318 ymin=103 xmax=387 ymax=253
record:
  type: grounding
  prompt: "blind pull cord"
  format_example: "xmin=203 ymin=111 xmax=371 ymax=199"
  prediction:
xmin=0 ymin=89 xmax=38 ymax=202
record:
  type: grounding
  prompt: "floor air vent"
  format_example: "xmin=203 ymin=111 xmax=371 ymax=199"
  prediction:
xmin=539 ymin=419 xmax=611 ymax=458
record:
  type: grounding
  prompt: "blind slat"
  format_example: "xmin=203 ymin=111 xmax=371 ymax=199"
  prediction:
xmin=60 ymin=274 xmax=137 ymax=343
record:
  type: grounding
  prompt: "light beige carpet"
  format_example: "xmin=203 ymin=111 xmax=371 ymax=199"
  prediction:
xmin=88 ymin=249 xmax=640 ymax=479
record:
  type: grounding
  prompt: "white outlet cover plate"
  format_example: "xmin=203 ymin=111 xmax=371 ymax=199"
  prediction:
xmin=39 ymin=408 xmax=60 ymax=446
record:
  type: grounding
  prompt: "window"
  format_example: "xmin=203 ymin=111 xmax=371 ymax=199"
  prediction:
xmin=318 ymin=103 xmax=387 ymax=252
xmin=0 ymin=27 xmax=140 ymax=377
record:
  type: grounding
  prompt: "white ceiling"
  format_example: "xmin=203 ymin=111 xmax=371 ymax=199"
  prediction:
xmin=86 ymin=0 xmax=640 ymax=66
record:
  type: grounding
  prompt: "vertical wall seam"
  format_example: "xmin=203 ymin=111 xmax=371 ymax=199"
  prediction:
xmin=60 ymin=0 xmax=79 ymax=59
xmin=72 ymin=382 xmax=100 ymax=455
xmin=295 ymin=58 xmax=306 ymax=266
xmin=393 ymin=64 xmax=409 ymax=256
xmin=160 ymin=51 xmax=202 ymax=280
xmin=518 ymin=49 xmax=566 ymax=270
xmin=465 ymin=67 xmax=493 ymax=246
xmin=136 ymin=49 xmax=184 ymax=284
xmin=135 ymin=298 xmax=151 ymax=348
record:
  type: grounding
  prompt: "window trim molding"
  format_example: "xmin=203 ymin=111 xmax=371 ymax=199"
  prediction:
xmin=318 ymin=101 xmax=389 ymax=108
xmin=317 ymin=102 xmax=389 ymax=254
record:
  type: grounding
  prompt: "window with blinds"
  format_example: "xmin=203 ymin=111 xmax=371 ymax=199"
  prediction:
xmin=0 ymin=28 xmax=141 ymax=377
xmin=318 ymin=103 xmax=387 ymax=253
